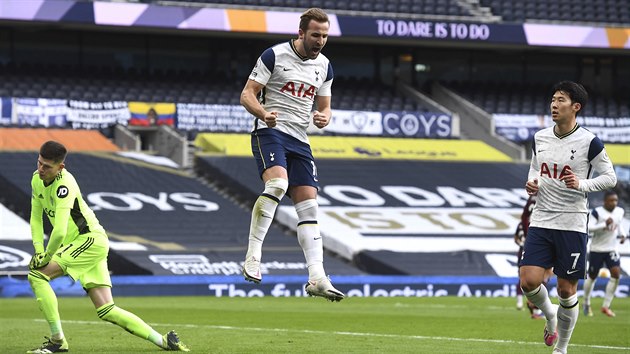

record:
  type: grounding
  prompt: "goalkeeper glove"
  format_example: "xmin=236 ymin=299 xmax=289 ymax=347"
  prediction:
xmin=28 ymin=252 xmax=52 ymax=270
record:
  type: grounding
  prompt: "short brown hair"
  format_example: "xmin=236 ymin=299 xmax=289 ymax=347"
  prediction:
xmin=40 ymin=140 xmax=67 ymax=163
xmin=299 ymin=8 xmax=329 ymax=32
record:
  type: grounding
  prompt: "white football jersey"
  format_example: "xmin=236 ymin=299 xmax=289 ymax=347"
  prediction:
xmin=248 ymin=40 xmax=333 ymax=144
xmin=528 ymin=125 xmax=617 ymax=233
xmin=588 ymin=206 xmax=627 ymax=252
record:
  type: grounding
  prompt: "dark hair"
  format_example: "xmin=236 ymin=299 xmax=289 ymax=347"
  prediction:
xmin=603 ymin=190 xmax=617 ymax=199
xmin=299 ymin=8 xmax=329 ymax=32
xmin=552 ymin=81 xmax=588 ymax=116
xmin=39 ymin=141 xmax=67 ymax=163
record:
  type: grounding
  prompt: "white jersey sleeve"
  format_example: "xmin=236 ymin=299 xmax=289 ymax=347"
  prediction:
xmin=578 ymin=141 xmax=616 ymax=192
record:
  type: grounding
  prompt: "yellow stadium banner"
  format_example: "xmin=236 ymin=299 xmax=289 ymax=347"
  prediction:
xmin=195 ymin=133 xmax=513 ymax=162
xmin=606 ymin=144 xmax=630 ymax=165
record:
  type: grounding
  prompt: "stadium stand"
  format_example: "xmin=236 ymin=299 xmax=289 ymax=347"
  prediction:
xmin=153 ymin=0 xmax=629 ymax=25
xmin=480 ymin=0 xmax=630 ymax=25
xmin=196 ymin=155 xmax=532 ymax=275
xmin=442 ymin=80 xmax=630 ymax=117
xmin=0 ymin=150 xmax=363 ymax=276
xmin=156 ymin=0 xmax=477 ymax=19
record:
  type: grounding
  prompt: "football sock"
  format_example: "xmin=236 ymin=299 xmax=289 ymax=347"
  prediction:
xmin=28 ymin=270 xmax=64 ymax=341
xmin=295 ymin=199 xmax=325 ymax=281
xmin=523 ymin=284 xmax=556 ymax=329
xmin=555 ymin=294 xmax=579 ymax=353
xmin=603 ymin=277 xmax=619 ymax=308
xmin=246 ymin=178 xmax=288 ymax=260
xmin=582 ymin=277 xmax=595 ymax=305
xmin=97 ymin=302 xmax=164 ymax=348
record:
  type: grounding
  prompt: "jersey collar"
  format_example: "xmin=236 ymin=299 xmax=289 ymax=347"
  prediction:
xmin=289 ymin=40 xmax=309 ymax=61
xmin=553 ymin=123 xmax=579 ymax=139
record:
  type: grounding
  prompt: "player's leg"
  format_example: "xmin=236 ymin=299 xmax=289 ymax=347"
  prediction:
xmin=582 ymin=252 xmax=602 ymax=317
xmin=519 ymin=227 xmax=558 ymax=345
xmin=27 ymin=261 xmax=68 ymax=353
xmin=89 ymin=287 xmax=188 ymax=351
xmin=291 ymin=186 xmax=325 ymax=280
xmin=64 ymin=233 xmax=189 ymax=351
xmin=552 ymin=230 xmax=587 ymax=354
xmin=554 ymin=277 xmax=580 ymax=354
xmin=287 ymin=148 xmax=344 ymax=302
xmin=516 ymin=248 xmax=524 ymax=310
xmin=77 ymin=237 xmax=189 ymax=351
xmin=244 ymin=131 xmax=289 ymax=283
xmin=601 ymin=253 xmax=621 ymax=317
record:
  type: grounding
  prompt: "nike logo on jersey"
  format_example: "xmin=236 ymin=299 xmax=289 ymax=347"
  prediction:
xmin=566 ymin=269 xmax=580 ymax=275
xmin=283 ymin=67 xmax=290 ymax=71
xmin=313 ymin=236 xmax=322 ymax=240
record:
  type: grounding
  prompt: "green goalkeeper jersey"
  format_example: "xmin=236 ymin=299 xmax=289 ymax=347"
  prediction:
xmin=30 ymin=169 xmax=106 ymax=255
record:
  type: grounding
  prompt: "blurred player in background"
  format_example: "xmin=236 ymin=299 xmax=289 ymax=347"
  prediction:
xmin=27 ymin=141 xmax=189 ymax=353
xmin=582 ymin=190 xmax=627 ymax=317
xmin=514 ymin=195 xmax=550 ymax=319
xmin=520 ymin=81 xmax=617 ymax=354
xmin=239 ymin=8 xmax=344 ymax=301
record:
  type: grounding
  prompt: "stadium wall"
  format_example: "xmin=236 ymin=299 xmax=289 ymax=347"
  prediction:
xmin=1 ymin=275 xmax=628 ymax=299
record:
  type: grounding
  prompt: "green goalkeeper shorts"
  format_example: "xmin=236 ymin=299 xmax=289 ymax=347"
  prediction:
xmin=52 ymin=231 xmax=112 ymax=290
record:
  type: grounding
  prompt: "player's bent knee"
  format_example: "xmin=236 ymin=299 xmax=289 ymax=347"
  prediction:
xmin=28 ymin=269 xmax=50 ymax=286
xmin=264 ymin=178 xmax=288 ymax=200
xmin=519 ymin=278 xmax=541 ymax=293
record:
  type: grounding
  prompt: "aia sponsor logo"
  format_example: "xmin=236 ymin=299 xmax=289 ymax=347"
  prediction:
xmin=280 ymin=82 xmax=315 ymax=99
xmin=539 ymin=162 xmax=571 ymax=179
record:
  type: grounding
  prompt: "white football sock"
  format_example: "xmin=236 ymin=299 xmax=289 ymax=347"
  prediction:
xmin=295 ymin=199 xmax=325 ymax=281
xmin=602 ymin=277 xmax=619 ymax=308
xmin=246 ymin=178 xmax=287 ymax=260
xmin=523 ymin=284 xmax=556 ymax=329
xmin=555 ymin=294 xmax=579 ymax=353
xmin=582 ymin=277 xmax=595 ymax=306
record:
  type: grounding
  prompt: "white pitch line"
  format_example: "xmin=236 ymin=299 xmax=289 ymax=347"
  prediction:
xmin=37 ymin=319 xmax=630 ymax=351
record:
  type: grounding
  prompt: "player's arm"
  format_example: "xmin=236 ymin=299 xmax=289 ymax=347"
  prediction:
xmin=45 ymin=207 xmax=70 ymax=257
xmin=578 ymin=138 xmax=617 ymax=192
xmin=525 ymin=138 xmax=540 ymax=195
xmin=241 ymin=79 xmax=278 ymax=128
xmin=313 ymin=95 xmax=331 ymax=129
xmin=618 ymin=210 xmax=628 ymax=242
xmin=514 ymin=222 xmax=525 ymax=247
xmin=241 ymin=79 xmax=267 ymax=119
xmin=30 ymin=191 xmax=45 ymax=254
xmin=588 ymin=209 xmax=607 ymax=232
xmin=241 ymin=48 xmax=277 ymax=127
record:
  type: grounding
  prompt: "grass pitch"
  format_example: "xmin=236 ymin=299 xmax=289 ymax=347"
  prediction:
xmin=1 ymin=296 xmax=628 ymax=353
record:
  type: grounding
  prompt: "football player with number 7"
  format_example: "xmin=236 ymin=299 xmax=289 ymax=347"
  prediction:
xmin=26 ymin=141 xmax=189 ymax=353
xmin=519 ymin=81 xmax=617 ymax=354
